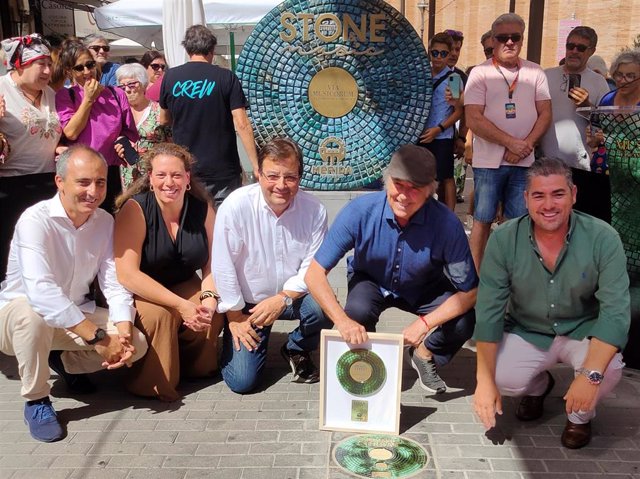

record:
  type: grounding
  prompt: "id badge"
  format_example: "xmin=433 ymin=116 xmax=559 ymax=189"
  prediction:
xmin=505 ymin=102 xmax=516 ymax=119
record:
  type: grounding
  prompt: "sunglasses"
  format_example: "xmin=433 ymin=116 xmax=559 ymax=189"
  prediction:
xmin=444 ymin=29 xmax=464 ymax=40
xmin=484 ymin=47 xmax=494 ymax=56
xmin=117 ymin=81 xmax=140 ymax=90
xmin=149 ymin=63 xmax=167 ymax=71
xmin=494 ymin=33 xmax=522 ymax=43
xmin=88 ymin=45 xmax=110 ymax=53
xmin=566 ymin=42 xmax=590 ymax=53
xmin=72 ymin=60 xmax=97 ymax=72
xmin=430 ymin=50 xmax=449 ymax=58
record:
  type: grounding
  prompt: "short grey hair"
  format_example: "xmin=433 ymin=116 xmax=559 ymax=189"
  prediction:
xmin=491 ymin=13 xmax=526 ymax=35
xmin=83 ymin=34 xmax=108 ymax=47
xmin=56 ymin=145 xmax=107 ymax=179
xmin=116 ymin=63 xmax=149 ymax=87
xmin=182 ymin=25 xmax=217 ymax=56
xmin=610 ymin=49 xmax=640 ymax=77
xmin=526 ymin=157 xmax=574 ymax=191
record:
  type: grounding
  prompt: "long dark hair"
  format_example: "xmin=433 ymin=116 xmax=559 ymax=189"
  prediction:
xmin=114 ymin=143 xmax=210 ymax=212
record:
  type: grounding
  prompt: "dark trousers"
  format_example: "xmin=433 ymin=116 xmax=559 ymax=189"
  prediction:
xmin=0 ymin=173 xmax=57 ymax=280
xmin=204 ymin=174 xmax=243 ymax=209
xmin=344 ymin=272 xmax=475 ymax=367
xmin=572 ymin=167 xmax=611 ymax=224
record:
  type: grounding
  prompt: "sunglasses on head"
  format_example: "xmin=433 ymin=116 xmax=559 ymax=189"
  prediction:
xmin=444 ymin=29 xmax=464 ymax=40
xmin=566 ymin=42 xmax=590 ymax=53
xmin=430 ymin=50 xmax=449 ymax=58
xmin=88 ymin=45 xmax=110 ymax=53
xmin=484 ymin=47 xmax=494 ymax=56
xmin=149 ymin=63 xmax=167 ymax=71
xmin=72 ymin=60 xmax=97 ymax=72
xmin=494 ymin=33 xmax=522 ymax=43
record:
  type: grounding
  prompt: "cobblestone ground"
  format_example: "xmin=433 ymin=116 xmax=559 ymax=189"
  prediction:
xmin=2 ymin=307 xmax=640 ymax=479
xmin=2 ymin=180 xmax=640 ymax=478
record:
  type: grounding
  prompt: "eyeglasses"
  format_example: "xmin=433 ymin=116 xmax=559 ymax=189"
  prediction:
xmin=493 ymin=33 xmax=522 ymax=43
xmin=149 ymin=63 xmax=166 ymax=71
xmin=117 ymin=81 xmax=140 ymax=90
xmin=444 ymin=29 xmax=464 ymax=40
xmin=566 ymin=42 xmax=590 ymax=53
xmin=71 ymin=60 xmax=97 ymax=72
xmin=88 ymin=45 xmax=110 ymax=53
xmin=260 ymin=172 xmax=300 ymax=184
xmin=484 ymin=47 xmax=494 ymax=56
xmin=430 ymin=50 xmax=449 ymax=58
xmin=613 ymin=71 xmax=639 ymax=82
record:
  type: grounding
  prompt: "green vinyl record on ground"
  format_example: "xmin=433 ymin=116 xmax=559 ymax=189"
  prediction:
xmin=336 ymin=349 xmax=386 ymax=397
xmin=332 ymin=434 xmax=429 ymax=478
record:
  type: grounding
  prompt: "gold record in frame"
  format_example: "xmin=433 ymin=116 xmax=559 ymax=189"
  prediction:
xmin=336 ymin=349 xmax=386 ymax=397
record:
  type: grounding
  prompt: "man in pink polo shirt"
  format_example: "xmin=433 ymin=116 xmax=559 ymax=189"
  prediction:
xmin=464 ymin=13 xmax=551 ymax=269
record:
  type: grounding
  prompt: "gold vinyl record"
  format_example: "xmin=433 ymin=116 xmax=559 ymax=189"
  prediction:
xmin=336 ymin=349 xmax=386 ymax=397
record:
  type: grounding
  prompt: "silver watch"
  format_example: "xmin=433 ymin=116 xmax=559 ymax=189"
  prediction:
xmin=575 ymin=368 xmax=604 ymax=385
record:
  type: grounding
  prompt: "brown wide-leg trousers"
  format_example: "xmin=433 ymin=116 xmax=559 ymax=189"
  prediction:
xmin=127 ymin=275 xmax=223 ymax=401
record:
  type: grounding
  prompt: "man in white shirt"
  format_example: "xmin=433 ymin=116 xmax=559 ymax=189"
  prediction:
xmin=0 ymin=145 xmax=147 ymax=442
xmin=213 ymin=137 xmax=330 ymax=393
xmin=539 ymin=26 xmax=610 ymax=222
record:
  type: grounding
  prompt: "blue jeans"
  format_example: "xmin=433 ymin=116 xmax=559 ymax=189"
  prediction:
xmin=473 ymin=165 xmax=528 ymax=223
xmin=220 ymin=294 xmax=331 ymax=393
xmin=344 ymin=272 xmax=475 ymax=368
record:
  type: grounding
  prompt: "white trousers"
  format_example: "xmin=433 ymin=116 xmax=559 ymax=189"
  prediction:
xmin=0 ymin=297 xmax=147 ymax=400
xmin=495 ymin=333 xmax=625 ymax=424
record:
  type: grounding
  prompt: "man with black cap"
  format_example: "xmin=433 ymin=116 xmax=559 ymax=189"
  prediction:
xmin=306 ymin=145 xmax=478 ymax=393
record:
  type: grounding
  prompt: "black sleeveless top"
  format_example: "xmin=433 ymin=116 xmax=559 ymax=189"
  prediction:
xmin=134 ymin=191 xmax=209 ymax=287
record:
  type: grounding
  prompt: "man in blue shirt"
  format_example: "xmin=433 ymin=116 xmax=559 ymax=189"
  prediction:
xmin=306 ymin=145 xmax=478 ymax=393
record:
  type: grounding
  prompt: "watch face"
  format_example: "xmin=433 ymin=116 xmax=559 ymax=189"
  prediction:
xmin=588 ymin=371 xmax=604 ymax=384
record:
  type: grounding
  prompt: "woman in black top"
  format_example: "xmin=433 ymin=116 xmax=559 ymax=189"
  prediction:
xmin=114 ymin=143 xmax=222 ymax=401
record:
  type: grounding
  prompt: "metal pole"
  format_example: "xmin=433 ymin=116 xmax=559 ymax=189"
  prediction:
xmin=230 ymin=31 xmax=236 ymax=72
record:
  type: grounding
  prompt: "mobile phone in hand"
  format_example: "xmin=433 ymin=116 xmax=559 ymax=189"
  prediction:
xmin=589 ymin=111 xmax=603 ymax=135
xmin=115 ymin=136 xmax=140 ymax=166
xmin=568 ymin=73 xmax=581 ymax=97
xmin=448 ymin=73 xmax=462 ymax=99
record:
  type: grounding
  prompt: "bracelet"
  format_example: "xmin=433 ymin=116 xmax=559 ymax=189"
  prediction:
xmin=199 ymin=290 xmax=220 ymax=302
xmin=438 ymin=123 xmax=446 ymax=133
xmin=418 ymin=314 xmax=430 ymax=330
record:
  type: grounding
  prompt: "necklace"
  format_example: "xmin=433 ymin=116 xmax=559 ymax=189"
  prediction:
xmin=20 ymin=88 xmax=42 ymax=107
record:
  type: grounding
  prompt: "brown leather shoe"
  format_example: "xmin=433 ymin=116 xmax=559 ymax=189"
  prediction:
xmin=561 ymin=420 xmax=592 ymax=449
xmin=515 ymin=371 xmax=555 ymax=421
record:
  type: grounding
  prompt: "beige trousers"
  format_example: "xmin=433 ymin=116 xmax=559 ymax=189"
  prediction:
xmin=0 ymin=297 xmax=148 ymax=401
xmin=126 ymin=275 xmax=223 ymax=402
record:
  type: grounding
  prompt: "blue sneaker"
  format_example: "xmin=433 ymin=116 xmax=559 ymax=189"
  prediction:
xmin=24 ymin=397 xmax=64 ymax=442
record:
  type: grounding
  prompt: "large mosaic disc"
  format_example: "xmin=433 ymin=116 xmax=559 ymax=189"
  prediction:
xmin=333 ymin=434 xmax=429 ymax=478
xmin=237 ymin=0 xmax=432 ymax=190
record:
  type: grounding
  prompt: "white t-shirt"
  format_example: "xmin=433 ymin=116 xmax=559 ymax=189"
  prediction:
xmin=540 ymin=66 xmax=610 ymax=170
xmin=464 ymin=58 xmax=551 ymax=168
xmin=0 ymin=73 xmax=61 ymax=177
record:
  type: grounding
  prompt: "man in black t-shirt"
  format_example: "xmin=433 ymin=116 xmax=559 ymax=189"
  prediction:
xmin=160 ymin=25 xmax=258 ymax=206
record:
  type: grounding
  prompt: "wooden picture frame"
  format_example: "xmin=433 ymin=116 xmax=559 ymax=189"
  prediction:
xmin=319 ymin=330 xmax=403 ymax=434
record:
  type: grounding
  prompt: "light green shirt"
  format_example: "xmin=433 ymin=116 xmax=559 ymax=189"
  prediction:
xmin=474 ymin=211 xmax=630 ymax=350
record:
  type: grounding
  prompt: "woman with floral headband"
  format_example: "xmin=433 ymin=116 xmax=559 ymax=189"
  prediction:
xmin=0 ymin=33 xmax=63 ymax=280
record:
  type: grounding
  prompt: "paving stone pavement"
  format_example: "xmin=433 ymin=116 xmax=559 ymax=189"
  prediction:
xmin=2 ymin=306 xmax=640 ymax=479
xmin=3 ymin=180 xmax=640 ymax=478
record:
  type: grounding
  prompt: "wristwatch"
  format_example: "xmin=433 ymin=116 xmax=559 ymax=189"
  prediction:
xmin=199 ymin=290 xmax=221 ymax=302
xmin=86 ymin=327 xmax=107 ymax=345
xmin=278 ymin=292 xmax=293 ymax=307
xmin=575 ymin=368 xmax=604 ymax=385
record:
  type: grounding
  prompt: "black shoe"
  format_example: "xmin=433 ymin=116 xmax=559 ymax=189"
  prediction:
xmin=515 ymin=371 xmax=555 ymax=421
xmin=48 ymin=350 xmax=97 ymax=394
xmin=280 ymin=344 xmax=319 ymax=383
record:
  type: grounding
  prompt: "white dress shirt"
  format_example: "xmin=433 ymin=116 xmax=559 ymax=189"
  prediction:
xmin=0 ymin=194 xmax=136 ymax=328
xmin=213 ymin=183 xmax=327 ymax=313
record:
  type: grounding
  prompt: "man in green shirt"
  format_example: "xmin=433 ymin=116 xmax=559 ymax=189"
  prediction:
xmin=473 ymin=157 xmax=630 ymax=449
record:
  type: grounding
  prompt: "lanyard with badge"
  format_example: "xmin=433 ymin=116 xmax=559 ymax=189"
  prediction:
xmin=493 ymin=57 xmax=520 ymax=119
